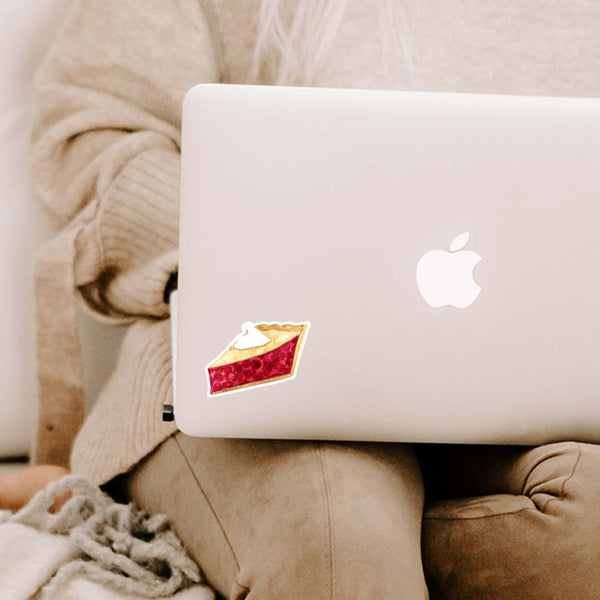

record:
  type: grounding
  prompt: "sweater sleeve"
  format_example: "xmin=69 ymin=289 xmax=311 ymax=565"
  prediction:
xmin=31 ymin=0 xmax=219 ymax=319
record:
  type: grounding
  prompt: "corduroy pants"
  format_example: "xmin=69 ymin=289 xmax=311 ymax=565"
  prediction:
xmin=115 ymin=435 xmax=600 ymax=599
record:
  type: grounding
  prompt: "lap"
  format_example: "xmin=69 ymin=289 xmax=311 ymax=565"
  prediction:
xmin=115 ymin=433 xmax=427 ymax=600
xmin=113 ymin=435 xmax=600 ymax=600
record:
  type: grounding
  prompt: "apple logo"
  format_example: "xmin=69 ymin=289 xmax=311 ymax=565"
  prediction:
xmin=416 ymin=232 xmax=482 ymax=308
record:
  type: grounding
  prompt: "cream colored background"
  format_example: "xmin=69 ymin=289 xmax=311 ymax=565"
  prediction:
xmin=0 ymin=0 xmax=124 ymax=457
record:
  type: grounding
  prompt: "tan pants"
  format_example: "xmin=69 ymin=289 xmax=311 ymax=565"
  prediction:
xmin=114 ymin=435 xmax=600 ymax=599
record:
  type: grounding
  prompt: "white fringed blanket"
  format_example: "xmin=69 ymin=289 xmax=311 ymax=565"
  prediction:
xmin=0 ymin=475 xmax=215 ymax=600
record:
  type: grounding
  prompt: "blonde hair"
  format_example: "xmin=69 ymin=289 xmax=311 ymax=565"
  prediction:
xmin=250 ymin=0 xmax=415 ymax=87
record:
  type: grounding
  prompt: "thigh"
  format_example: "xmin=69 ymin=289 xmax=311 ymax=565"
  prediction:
xmin=116 ymin=433 xmax=427 ymax=600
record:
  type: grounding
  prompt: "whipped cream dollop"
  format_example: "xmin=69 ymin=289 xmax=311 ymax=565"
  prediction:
xmin=233 ymin=322 xmax=271 ymax=349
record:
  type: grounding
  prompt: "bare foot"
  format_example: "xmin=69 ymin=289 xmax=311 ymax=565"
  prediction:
xmin=0 ymin=465 xmax=70 ymax=512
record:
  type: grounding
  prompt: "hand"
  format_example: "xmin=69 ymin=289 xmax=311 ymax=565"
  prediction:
xmin=0 ymin=464 xmax=70 ymax=512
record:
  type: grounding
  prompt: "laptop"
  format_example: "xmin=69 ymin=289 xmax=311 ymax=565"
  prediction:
xmin=175 ymin=83 xmax=600 ymax=445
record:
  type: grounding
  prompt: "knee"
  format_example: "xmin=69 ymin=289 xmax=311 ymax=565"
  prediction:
xmin=512 ymin=441 xmax=584 ymax=511
xmin=233 ymin=442 xmax=427 ymax=600
xmin=522 ymin=441 xmax=600 ymax=552
xmin=504 ymin=441 xmax=600 ymax=528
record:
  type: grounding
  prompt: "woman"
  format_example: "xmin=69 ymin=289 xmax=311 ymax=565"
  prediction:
xmin=26 ymin=1 xmax=600 ymax=598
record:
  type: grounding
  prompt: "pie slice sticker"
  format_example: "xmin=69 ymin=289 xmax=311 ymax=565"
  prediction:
xmin=206 ymin=321 xmax=310 ymax=396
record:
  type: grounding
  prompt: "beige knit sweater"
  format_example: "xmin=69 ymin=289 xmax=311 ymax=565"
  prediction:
xmin=31 ymin=0 xmax=600 ymax=484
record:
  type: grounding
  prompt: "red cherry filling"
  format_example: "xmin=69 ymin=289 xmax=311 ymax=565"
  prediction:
xmin=208 ymin=335 xmax=300 ymax=394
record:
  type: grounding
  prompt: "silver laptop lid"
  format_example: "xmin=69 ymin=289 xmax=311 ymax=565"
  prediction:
xmin=177 ymin=84 xmax=600 ymax=444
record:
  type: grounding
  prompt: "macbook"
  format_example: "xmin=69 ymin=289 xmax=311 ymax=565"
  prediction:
xmin=175 ymin=84 xmax=600 ymax=444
